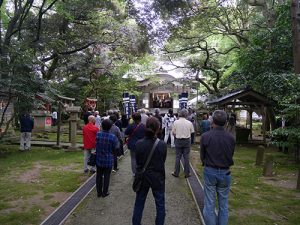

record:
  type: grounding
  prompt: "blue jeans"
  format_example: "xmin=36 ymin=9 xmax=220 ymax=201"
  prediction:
xmin=203 ymin=167 xmax=231 ymax=225
xmin=132 ymin=186 xmax=165 ymax=225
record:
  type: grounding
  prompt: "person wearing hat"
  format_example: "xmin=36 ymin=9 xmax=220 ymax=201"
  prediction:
xmin=200 ymin=110 xmax=235 ymax=225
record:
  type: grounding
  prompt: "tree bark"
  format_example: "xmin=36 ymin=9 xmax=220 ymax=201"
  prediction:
xmin=267 ymin=107 xmax=276 ymax=131
xmin=256 ymin=145 xmax=265 ymax=166
xmin=291 ymin=0 xmax=300 ymax=74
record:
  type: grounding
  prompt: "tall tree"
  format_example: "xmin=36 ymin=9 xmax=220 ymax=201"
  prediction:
xmin=291 ymin=0 xmax=300 ymax=74
xmin=0 ymin=0 xmax=148 ymax=136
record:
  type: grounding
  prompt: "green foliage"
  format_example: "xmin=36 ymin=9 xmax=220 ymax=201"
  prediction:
xmin=0 ymin=0 xmax=149 ymax=133
xmin=222 ymin=3 xmax=295 ymax=101
xmin=271 ymin=101 xmax=300 ymax=151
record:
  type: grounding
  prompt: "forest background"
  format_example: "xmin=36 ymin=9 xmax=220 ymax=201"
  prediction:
xmin=0 ymin=0 xmax=299 ymax=138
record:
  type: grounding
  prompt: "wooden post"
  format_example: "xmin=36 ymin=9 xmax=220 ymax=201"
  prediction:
xmin=263 ymin=154 xmax=274 ymax=176
xmin=249 ymin=109 xmax=253 ymax=140
xmin=297 ymin=167 xmax=300 ymax=190
xmin=261 ymin=106 xmax=267 ymax=145
xmin=256 ymin=145 xmax=265 ymax=166
xmin=56 ymin=101 xmax=62 ymax=147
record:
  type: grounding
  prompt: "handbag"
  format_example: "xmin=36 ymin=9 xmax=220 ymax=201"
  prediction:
xmin=132 ymin=138 xmax=160 ymax=192
xmin=87 ymin=153 xmax=96 ymax=167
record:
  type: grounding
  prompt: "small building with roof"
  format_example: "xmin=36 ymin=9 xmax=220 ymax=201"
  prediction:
xmin=137 ymin=68 xmax=190 ymax=113
xmin=207 ymin=87 xmax=276 ymax=143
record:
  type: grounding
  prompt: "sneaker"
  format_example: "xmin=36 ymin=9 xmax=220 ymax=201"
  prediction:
xmin=112 ymin=168 xmax=119 ymax=172
xmin=102 ymin=192 xmax=110 ymax=198
xmin=97 ymin=193 xmax=102 ymax=198
xmin=171 ymin=172 xmax=179 ymax=178
xmin=84 ymin=169 xmax=89 ymax=174
xmin=185 ymin=174 xmax=191 ymax=178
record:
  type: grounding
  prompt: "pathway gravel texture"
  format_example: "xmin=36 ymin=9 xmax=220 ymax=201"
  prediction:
xmin=64 ymin=149 xmax=202 ymax=225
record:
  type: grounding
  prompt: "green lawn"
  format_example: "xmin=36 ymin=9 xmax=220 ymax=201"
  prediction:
xmin=0 ymin=144 xmax=87 ymax=225
xmin=13 ymin=129 xmax=83 ymax=143
xmin=32 ymin=132 xmax=83 ymax=143
xmin=194 ymin=145 xmax=300 ymax=225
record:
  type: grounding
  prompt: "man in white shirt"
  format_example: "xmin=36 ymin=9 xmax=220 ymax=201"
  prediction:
xmin=52 ymin=110 xmax=57 ymax=126
xmin=94 ymin=111 xmax=101 ymax=129
xmin=139 ymin=108 xmax=149 ymax=125
xmin=171 ymin=108 xmax=194 ymax=178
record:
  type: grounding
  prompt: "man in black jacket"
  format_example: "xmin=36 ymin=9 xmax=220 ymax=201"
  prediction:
xmin=19 ymin=113 xmax=34 ymax=151
xmin=200 ymin=110 xmax=235 ymax=225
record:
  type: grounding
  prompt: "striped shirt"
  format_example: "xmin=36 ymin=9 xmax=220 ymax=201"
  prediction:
xmin=96 ymin=131 xmax=118 ymax=168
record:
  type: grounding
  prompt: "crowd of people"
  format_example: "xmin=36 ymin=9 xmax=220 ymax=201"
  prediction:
xmin=82 ymin=107 xmax=236 ymax=225
xmin=16 ymin=106 xmax=236 ymax=225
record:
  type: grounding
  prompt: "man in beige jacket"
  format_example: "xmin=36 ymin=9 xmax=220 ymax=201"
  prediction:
xmin=171 ymin=108 xmax=194 ymax=178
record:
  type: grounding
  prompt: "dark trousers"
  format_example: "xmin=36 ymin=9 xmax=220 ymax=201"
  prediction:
xmin=174 ymin=138 xmax=191 ymax=176
xmin=132 ymin=186 xmax=165 ymax=225
xmin=96 ymin=166 xmax=112 ymax=196
xmin=113 ymin=152 xmax=118 ymax=170
xmin=191 ymin=133 xmax=195 ymax=144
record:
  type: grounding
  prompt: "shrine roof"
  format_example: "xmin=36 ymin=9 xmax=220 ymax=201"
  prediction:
xmin=36 ymin=92 xmax=55 ymax=103
xmin=138 ymin=73 xmax=178 ymax=87
xmin=56 ymin=94 xmax=75 ymax=101
xmin=206 ymin=87 xmax=275 ymax=107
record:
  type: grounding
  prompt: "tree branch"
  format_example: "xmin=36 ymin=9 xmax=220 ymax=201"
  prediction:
xmin=195 ymin=70 xmax=214 ymax=94
xmin=163 ymin=44 xmax=199 ymax=54
xmin=41 ymin=42 xmax=96 ymax=62
xmin=34 ymin=0 xmax=47 ymax=42
xmin=17 ymin=0 xmax=33 ymax=40
xmin=210 ymin=46 xmax=240 ymax=55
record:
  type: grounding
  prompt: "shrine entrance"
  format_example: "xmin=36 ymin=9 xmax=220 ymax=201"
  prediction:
xmin=150 ymin=93 xmax=173 ymax=108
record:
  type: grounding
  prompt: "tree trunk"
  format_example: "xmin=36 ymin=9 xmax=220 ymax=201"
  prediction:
xmin=256 ymin=145 xmax=265 ymax=166
xmin=267 ymin=107 xmax=276 ymax=131
xmin=265 ymin=111 xmax=270 ymax=131
xmin=291 ymin=0 xmax=300 ymax=74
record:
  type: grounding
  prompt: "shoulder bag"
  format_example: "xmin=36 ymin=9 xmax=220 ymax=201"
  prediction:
xmin=87 ymin=152 xmax=96 ymax=167
xmin=132 ymin=138 xmax=160 ymax=192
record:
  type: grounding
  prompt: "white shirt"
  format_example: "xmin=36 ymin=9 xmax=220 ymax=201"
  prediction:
xmin=95 ymin=115 xmax=101 ymax=129
xmin=52 ymin=111 xmax=57 ymax=119
xmin=141 ymin=113 xmax=149 ymax=125
xmin=163 ymin=114 xmax=176 ymax=130
xmin=172 ymin=117 xmax=194 ymax=139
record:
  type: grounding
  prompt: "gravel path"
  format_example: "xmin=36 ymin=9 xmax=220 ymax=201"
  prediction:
xmin=64 ymin=149 xmax=202 ymax=225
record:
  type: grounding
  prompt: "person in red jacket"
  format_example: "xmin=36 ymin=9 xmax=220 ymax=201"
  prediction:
xmin=83 ymin=115 xmax=99 ymax=173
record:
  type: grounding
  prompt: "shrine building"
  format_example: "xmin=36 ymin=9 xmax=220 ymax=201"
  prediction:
xmin=137 ymin=69 xmax=190 ymax=114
